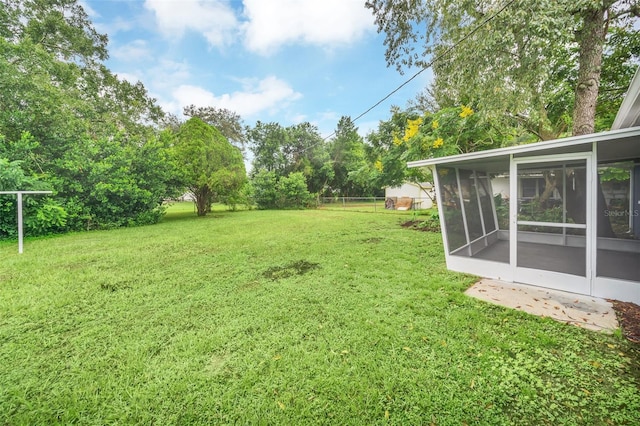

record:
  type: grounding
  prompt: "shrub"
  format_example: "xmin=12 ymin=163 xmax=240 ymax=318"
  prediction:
xmin=276 ymin=172 xmax=314 ymax=209
xmin=251 ymin=170 xmax=279 ymax=209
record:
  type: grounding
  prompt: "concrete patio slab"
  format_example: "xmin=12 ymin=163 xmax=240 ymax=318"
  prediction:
xmin=465 ymin=279 xmax=619 ymax=332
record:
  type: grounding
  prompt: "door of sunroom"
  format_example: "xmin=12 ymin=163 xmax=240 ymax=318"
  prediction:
xmin=511 ymin=153 xmax=592 ymax=294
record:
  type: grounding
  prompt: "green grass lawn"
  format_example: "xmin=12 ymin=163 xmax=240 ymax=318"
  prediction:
xmin=1 ymin=203 xmax=639 ymax=424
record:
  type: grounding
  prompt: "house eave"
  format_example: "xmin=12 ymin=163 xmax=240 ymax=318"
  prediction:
xmin=612 ymin=65 xmax=640 ymax=130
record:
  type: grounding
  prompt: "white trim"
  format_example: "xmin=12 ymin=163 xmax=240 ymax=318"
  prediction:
xmin=517 ymin=221 xmax=586 ymax=229
xmin=509 ymin=155 xmax=517 ymax=278
xmin=590 ymin=141 xmax=599 ymax=295
xmin=17 ymin=193 xmax=23 ymax=254
xmin=432 ymin=166 xmax=451 ymax=254
xmin=515 ymin=267 xmax=590 ymax=295
xmin=0 ymin=191 xmax=53 ymax=194
xmin=612 ymin=66 xmax=640 ymax=129
xmin=447 ymin=257 xmax=639 ymax=305
xmin=593 ymin=277 xmax=640 ymax=305
xmin=586 ymin=154 xmax=594 ymax=292
xmin=447 ymin=256 xmax=513 ymax=282
xmin=512 ymin=151 xmax=591 ymax=165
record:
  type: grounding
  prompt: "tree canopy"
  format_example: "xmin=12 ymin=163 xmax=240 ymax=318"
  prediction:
xmin=183 ymin=105 xmax=248 ymax=150
xmin=173 ymin=117 xmax=246 ymax=216
xmin=366 ymin=0 xmax=640 ymax=138
xmin=0 ymin=0 xmax=178 ymax=235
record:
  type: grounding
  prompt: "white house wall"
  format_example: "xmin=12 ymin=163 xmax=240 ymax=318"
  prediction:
xmin=385 ymin=183 xmax=434 ymax=209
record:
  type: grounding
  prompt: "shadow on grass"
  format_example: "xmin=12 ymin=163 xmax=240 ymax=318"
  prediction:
xmin=160 ymin=202 xmax=249 ymax=224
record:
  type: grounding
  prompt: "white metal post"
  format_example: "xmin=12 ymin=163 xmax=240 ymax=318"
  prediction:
xmin=17 ymin=192 xmax=23 ymax=254
xmin=0 ymin=191 xmax=52 ymax=253
xmin=509 ymin=155 xmax=518 ymax=273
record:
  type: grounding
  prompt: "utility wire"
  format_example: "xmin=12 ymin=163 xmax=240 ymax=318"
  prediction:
xmin=320 ymin=0 xmax=518 ymax=142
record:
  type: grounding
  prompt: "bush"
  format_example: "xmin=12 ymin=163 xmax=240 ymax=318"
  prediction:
xmin=276 ymin=172 xmax=314 ymax=209
xmin=251 ymin=170 xmax=279 ymax=209
xmin=250 ymin=171 xmax=315 ymax=210
xmin=0 ymin=158 xmax=68 ymax=238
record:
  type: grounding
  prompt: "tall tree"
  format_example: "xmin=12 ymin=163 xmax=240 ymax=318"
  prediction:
xmin=328 ymin=116 xmax=370 ymax=196
xmin=0 ymin=0 xmax=176 ymax=232
xmin=365 ymin=0 xmax=640 ymax=138
xmin=183 ymin=105 xmax=247 ymax=150
xmin=173 ymin=117 xmax=246 ymax=216
xmin=2 ymin=0 xmax=108 ymax=65
xmin=248 ymin=121 xmax=332 ymax=194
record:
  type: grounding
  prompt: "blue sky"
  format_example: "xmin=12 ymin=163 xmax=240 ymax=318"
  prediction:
xmin=83 ymin=0 xmax=432 ymax=138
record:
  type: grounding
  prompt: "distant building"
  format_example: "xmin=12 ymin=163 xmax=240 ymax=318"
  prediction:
xmin=384 ymin=182 xmax=434 ymax=210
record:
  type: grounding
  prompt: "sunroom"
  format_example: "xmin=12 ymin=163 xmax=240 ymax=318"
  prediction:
xmin=408 ymin=72 xmax=640 ymax=305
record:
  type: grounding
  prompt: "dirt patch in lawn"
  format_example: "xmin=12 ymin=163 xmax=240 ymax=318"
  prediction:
xmin=262 ymin=260 xmax=320 ymax=281
xmin=609 ymin=300 xmax=640 ymax=343
xmin=401 ymin=219 xmax=440 ymax=232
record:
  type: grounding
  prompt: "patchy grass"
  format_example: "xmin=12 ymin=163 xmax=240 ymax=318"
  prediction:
xmin=0 ymin=204 xmax=638 ymax=424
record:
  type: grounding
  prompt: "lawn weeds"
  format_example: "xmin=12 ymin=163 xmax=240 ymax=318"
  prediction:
xmin=0 ymin=204 xmax=638 ymax=424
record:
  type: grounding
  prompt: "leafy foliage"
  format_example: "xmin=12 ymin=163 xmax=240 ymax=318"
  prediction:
xmin=365 ymin=0 xmax=640 ymax=137
xmin=0 ymin=157 xmax=66 ymax=237
xmin=276 ymin=172 xmax=314 ymax=209
xmin=0 ymin=0 xmax=180 ymax=236
xmin=366 ymin=105 xmax=515 ymax=190
xmin=250 ymin=170 xmax=314 ymax=210
xmin=248 ymin=121 xmax=336 ymax=208
xmin=183 ymin=104 xmax=248 ymax=150
xmin=173 ymin=117 xmax=246 ymax=216
xmin=326 ymin=116 xmax=374 ymax=196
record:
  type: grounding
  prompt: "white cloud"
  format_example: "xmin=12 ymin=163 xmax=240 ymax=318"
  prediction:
xmin=111 ymin=40 xmax=152 ymax=62
xmin=114 ymin=72 xmax=144 ymax=84
xmin=241 ymin=0 xmax=375 ymax=55
xmin=79 ymin=1 xmax=99 ymax=18
xmin=355 ymin=119 xmax=380 ymax=137
xmin=171 ymin=76 xmax=302 ymax=118
xmin=290 ymin=113 xmax=307 ymax=124
xmin=151 ymin=59 xmax=192 ymax=89
xmin=144 ymin=0 xmax=238 ymax=47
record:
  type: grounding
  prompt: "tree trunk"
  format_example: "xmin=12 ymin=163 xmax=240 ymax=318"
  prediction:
xmin=538 ymin=171 xmax=558 ymax=209
xmin=569 ymin=7 xmax=615 ymax=237
xmin=562 ymin=169 xmax=616 ymax=237
xmin=194 ymin=187 xmax=209 ymax=216
xmin=572 ymin=7 xmax=606 ymax=136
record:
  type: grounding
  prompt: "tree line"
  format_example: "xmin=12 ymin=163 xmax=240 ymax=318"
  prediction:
xmin=1 ymin=0 xmax=638 ymax=238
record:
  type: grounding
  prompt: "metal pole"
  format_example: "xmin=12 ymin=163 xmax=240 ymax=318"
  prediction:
xmin=17 ymin=192 xmax=23 ymax=254
xmin=0 ymin=190 xmax=52 ymax=253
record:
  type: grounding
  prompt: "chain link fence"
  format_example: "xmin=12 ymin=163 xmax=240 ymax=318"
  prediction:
xmin=317 ymin=197 xmax=434 ymax=214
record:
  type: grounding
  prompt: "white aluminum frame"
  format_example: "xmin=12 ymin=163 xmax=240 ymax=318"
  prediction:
xmin=511 ymin=152 xmax=593 ymax=295
xmin=0 ymin=191 xmax=53 ymax=253
xmin=424 ymin=140 xmax=640 ymax=304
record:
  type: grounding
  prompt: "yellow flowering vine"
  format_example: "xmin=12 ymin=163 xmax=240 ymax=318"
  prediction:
xmin=459 ymin=105 xmax=474 ymax=118
xmin=402 ymin=117 xmax=423 ymax=142
xmin=433 ymin=137 xmax=444 ymax=148
xmin=374 ymin=159 xmax=383 ymax=172
xmin=431 ymin=119 xmax=439 ymax=130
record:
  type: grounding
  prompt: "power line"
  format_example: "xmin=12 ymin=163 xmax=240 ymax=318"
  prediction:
xmin=320 ymin=0 xmax=518 ymax=142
